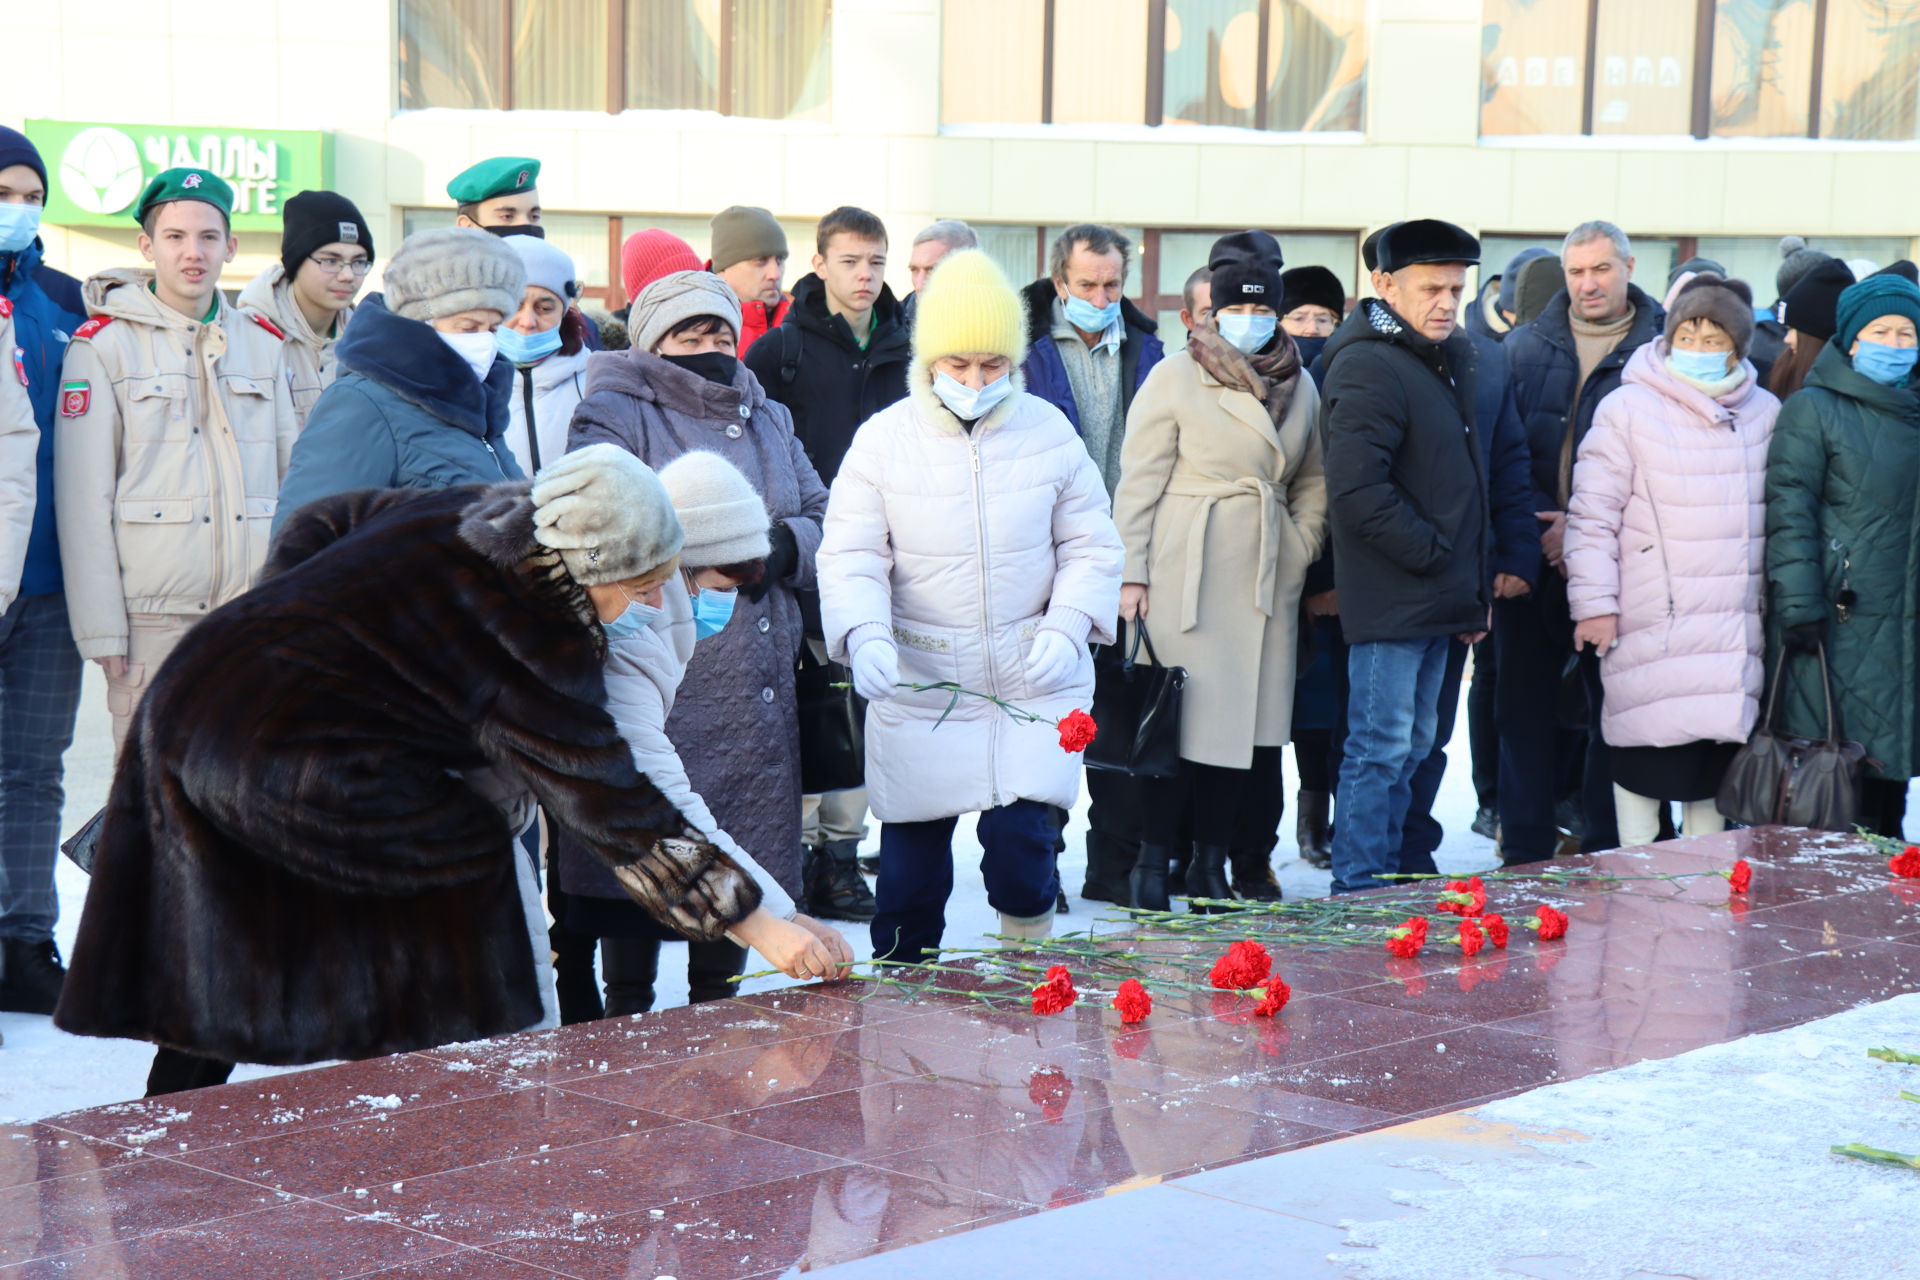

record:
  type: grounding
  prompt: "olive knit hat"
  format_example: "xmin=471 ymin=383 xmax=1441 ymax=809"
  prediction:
xmin=383 ymin=228 xmax=525 ymax=322
xmin=910 ymin=249 xmax=1027 ymax=366
xmin=531 ymin=443 xmax=684 ymax=586
xmin=1834 ymin=273 xmax=1920 ymax=354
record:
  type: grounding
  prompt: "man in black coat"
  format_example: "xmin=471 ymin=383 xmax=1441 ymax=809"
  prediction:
xmin=1321 ymin=220 xmax=1490 ymax=892
xmin=745 ymin=205 xmax=910 ymax=923
xmin=1499 ymin=222 xmax=1664 ymax=861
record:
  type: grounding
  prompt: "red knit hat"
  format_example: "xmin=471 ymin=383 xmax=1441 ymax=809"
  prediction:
xmin=622 ymin=229 xmax=700 ymax=304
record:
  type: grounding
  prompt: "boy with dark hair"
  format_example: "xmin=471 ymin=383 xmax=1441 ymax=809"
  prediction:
xmin=55 ymin=167 xmax=299 ymax=751
xmin=745 ymin=204 xmax=912 ymax=922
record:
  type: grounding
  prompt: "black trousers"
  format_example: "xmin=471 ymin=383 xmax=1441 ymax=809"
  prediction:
xmin=146 ymin=1047 xmax=235 ymax=1097
xmin=1860 ymin=777 xmax=1910 ymax=839
xmin=1494 ymin=580 xmax=1618 ymax=860
xmin=1139 ymin=748 xmax=1284 ymax=847
xmin=1468 ymin=635 xmax=1500 ymax=810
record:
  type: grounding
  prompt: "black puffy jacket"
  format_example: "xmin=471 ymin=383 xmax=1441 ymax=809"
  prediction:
xmin=1321 ymin=299 xmax=1489 ymax=645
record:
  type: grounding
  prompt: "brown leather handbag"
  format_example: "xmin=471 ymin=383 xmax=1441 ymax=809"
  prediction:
xmin=1717 ymin=645 xmax=1869 ymax=832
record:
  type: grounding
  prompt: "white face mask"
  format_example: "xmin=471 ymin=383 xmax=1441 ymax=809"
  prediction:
xmin=438 ymin=329 xmax=498 ymax=383
xmin=932 ymin=369 xmax=1014 ymax=421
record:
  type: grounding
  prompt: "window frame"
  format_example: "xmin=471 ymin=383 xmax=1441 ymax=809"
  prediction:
xmin=399 ymin=0 xmax=828 ymax=117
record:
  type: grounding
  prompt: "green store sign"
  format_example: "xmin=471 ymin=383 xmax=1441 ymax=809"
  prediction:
xmin=23 ymin=119 xmax=332 ymax=231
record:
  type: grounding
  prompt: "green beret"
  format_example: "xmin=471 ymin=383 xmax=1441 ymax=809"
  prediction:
xmin=134 ymin=167 xmax=234 ymax=223
xmin=447 ymin=157 xmax=541 ymax=205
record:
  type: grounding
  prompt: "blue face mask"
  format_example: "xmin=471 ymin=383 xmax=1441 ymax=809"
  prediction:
xmin=1217 ymin=312 xmax=1278 ymax=355
xmin=931 ymin=369 xmax=1015 ymax=422
xmin=1667 ymin=347 xmax=1733 ymax=384
xmin=692 ymin=587 xmax=738 ymax=640
xmin=496 ymin=324 xmax=563 ymax=365
xmin=1853 ymin=339 xmax=1920 ymax=387
xmin=600 ymin=597 xmax=662 ymax=640
xmin=0 ymin=203 xmax=41 ymax=255
xmin=1062 ymin=292 xmax=1121 ymax=334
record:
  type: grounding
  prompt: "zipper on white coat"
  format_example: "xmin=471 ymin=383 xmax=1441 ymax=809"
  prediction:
xmin=969 ymin=437 xmax=1000 ymax=808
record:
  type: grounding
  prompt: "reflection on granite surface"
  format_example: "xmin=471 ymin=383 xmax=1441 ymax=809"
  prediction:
xmin=10 ymin=827 xmax=1917 ymax=1277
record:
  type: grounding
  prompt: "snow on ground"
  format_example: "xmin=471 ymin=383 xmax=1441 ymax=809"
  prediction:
xmin=1333 ymin=992 xmax=1920 ymax=1280
xmin=4 ymin=661 xmax=1911 ymax=1124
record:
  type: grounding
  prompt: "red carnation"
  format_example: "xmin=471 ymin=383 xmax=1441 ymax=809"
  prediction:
xmin=1057 ymin=709 xmax=1098 ymax=754
xmin=1031 ymin=970 xmax=1077 ymax=1016
xmin=1529 ymin=904 xmax=1569 ymax=940
xmin=1889 ymin=847 xmax=1920 ymax=879
xmin=1726 ymin=859 xmax=1752 ymax=894
xmin=1113 ymin=978 xmax=1153 ymax=1024
xmin=1455 ymin=918 xmax=1485 ymax=957
xmin=1436 ymin=877 xmax=1488 ymax=916
xmin=1027 ymin=1067 xmax=1072 ymax=1123
xmin=1252 ymin=977 xmax=1291 ymax=1017
xmin=1482 ymin=913 xmax=1510 ymax=948
xmin=1209 ymin=939 xmax=1273 ymax=990
xmin=1384 ymin=915 xmax=1427 ymax=958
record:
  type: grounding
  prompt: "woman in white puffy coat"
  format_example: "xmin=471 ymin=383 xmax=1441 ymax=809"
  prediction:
xmin=818 ymin=250 xmax=1123 ymax=965
xmin=500 ymin=236 xmax=591 ymax=475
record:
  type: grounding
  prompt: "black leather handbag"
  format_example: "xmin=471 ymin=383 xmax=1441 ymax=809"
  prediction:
xmin=795 ymin=645 xmax=867 ymax=795
xmin=1084 ymin=617 xmax=1187 ymax=779
xmin=1717 ymin=644 xmax=1868 ymax=832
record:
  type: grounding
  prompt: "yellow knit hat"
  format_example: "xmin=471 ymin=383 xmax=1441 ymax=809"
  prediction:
xmin=911 ymin=249 xmax=1028 ymax=366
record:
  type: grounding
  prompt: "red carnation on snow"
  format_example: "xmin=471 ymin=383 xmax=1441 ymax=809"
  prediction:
xmin=1031 ymin=967 xmax=1077 ymax=1016
xmin=1481 ymin=913 xmax=1510 ymax=948
xmin=1251 ymin=977 xmax=1292 ymax=1017
xmin=1210 ymin=939 xmax=1273 ymax=990
xmin=1724 ymin=859 xmax=1752 ymax=894
xmin=1455 ymin=918 xmax=1486 ymax=957
xmin=1113 ymin=978 xmax=1153 ymax=1024
xmin=1056 ymin=709 xmax=1098 ymax=754
xmin=1528 ymin=904 xmax=1569 ymax=940
xmin=1889 ymin=846 xmax=1920 ymax=879
xmin=1436 ymin=876 xmax=1488 ymax=916
xmin=1384 ymin=916 xmax=1428 ymax=958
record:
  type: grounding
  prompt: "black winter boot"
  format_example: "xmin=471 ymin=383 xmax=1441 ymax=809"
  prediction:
xmin=806 ymin=839 xmax=878 ymax=922
xmin=1229 ymin=850 xmax=1283 ymax=902
xmin=0 ymin=937 xmax=66 ymax=1015
xmin=599 ymin=936 xmax=660 ymax=1017
xmin=688 ymin=940 xmax=748 ymax=1004
xmin=549 ymin=923 xmax=604 ymax=1025
xmin=1295 ymin=791 xmax=1333 ymax=869
xmin=1185 ymin=844 xmax=1234 ymax=914
xmin=1128 ymin=841 xmax=1175 ymax=912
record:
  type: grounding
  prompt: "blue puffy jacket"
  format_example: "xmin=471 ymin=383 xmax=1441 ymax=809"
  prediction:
xmin=1017 ymin=280 xmax=1163 ymax=431
xmin=0 ymin=242 xmax=86 ymax=597
xmin=274 ymin=294 xmax=521 ymax=538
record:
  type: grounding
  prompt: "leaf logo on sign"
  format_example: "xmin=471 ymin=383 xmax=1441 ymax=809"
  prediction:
xmin=58 ymin=127 xmax=144 ymax=217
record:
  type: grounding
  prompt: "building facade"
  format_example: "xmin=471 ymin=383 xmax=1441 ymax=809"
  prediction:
xmin=7 ymin=0 xmax=1915 ymax=332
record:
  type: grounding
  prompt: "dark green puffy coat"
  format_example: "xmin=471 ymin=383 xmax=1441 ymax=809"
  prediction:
xmin=1764 ymin=341 xmax=1920 ymax=779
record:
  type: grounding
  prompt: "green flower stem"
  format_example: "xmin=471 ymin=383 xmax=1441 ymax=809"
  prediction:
xmin=1868 ymin=1047 xmax=1920 ymax=1065
xmin=1832 ymin=1143 xmax=1920 ymax=1171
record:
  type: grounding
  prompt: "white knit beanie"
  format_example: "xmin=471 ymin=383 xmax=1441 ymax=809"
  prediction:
xmin=383 ymin=227 xmax=526 ymax=322
xmin=506 ymin=235 xmax=578 ymax=303
xmin=656 ymin=451 xmax=771 ymax=569
xmin=632 ymin=270 xmax=745 ymax=354
xmin=531 ymin=444 xmax=684 ymax=586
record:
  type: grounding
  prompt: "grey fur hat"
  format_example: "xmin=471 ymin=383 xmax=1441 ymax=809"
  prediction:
xmin=657 ymin=451 xmax=771 ymax=568
xmin=531 ymin=443 xmax=684 ymax=586
xmin=383 ymin=227 xmax=526 ymax=322
xmin=631 ymin=270 xmax=744 ymax=355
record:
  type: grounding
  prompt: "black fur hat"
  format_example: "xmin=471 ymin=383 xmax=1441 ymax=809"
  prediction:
xmin=1377 ymin=219 xmax=1480 ymax=273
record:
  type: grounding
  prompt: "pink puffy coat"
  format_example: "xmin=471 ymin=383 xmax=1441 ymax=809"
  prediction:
xmin=1566 ymin=340 xmax=1779 ymax=749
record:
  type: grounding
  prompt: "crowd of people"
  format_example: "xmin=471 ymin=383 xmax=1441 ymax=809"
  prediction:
xmin=0 ymin=122 xmax=1916 ymax=1091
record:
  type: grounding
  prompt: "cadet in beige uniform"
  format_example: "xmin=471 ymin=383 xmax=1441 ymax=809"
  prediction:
xmin=54 ymin=167 xmax=298 ymax=748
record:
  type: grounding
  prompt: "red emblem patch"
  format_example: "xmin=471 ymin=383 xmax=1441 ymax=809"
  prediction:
xmin=60 ymin=381 xmax=89 ymax=418
xmin=250 ymin=313 xmax=286 ymax=341
xmin=183 ymin=172 xmax=204 ymax=189
xmin=0 ymin=297 xmax=12 ymax=319
xmin=517 ymin=169 xmax=530 ymax=187
xmin=74 ymin=316 xmax=115 ymax=341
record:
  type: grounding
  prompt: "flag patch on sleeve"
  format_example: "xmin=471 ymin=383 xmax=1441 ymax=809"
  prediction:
xmin=60 ymin=381 xmax=89 ymax=417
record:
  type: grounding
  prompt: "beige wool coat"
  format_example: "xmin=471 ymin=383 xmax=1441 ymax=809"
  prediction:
xmin=1111 ymin=348 xmax=1327 ymax=770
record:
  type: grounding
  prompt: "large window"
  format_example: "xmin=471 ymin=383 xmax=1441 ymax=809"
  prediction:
xmin=400 ymin=0 xmax=832 ymax=119
xmin=1482 ymin=0 xmax=1920 ymax=139
xmin=941 ymin=0 xmax=1366 ymax=131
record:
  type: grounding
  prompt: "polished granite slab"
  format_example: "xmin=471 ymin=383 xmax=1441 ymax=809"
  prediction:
xmin=7 ymin=826 xmax=1918 ymax=1278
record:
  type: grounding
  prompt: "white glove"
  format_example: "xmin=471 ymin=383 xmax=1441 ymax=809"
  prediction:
xmin=1026 ymin=629 xmax=1081 ymax=693
xmin=851 ymin=639 xmax=900 ymax=702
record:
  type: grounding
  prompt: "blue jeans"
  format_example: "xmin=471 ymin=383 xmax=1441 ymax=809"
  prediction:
xmin=1331 ymin=636 xmax=1451 ymax=893
xmin=1398 ymin=638 xmax=1471 ymax=877
xmin=0 ymin=593 xmax=84 ymax=940
xmin=872 ymin=799 xmax=1060 ymax=965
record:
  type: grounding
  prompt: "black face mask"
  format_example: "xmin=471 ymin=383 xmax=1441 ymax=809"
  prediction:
xmin=660 ymin=351 xmax=738 ymax=387
xmin=485 ymin=224 xmax=546 ymax=240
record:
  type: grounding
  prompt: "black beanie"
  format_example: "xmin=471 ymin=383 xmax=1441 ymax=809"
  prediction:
xmin=1281 ymin=266 xmax=1345 ymax=318
xmin=1208 ymin=229 xmax=1284 ymax=313
xmin=280 ymin=189 xmax=375 ymax=278
xmin=1781 ymin=258 xmax=1856 ymax=342
xmin=0 ymin=126 xmax=46 ymax=190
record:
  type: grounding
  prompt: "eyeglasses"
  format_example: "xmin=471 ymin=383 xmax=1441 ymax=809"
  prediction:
xmin=309 ymin=255 xmax=372 ymax=277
